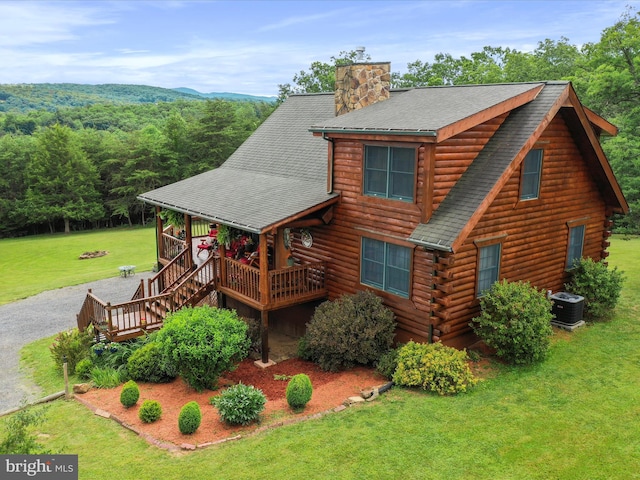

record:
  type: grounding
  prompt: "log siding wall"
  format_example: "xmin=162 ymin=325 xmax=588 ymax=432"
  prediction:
xmin=436 ymin=115 xmax=609 ymax=345
xmin=299 ymin=110 xmax=609 ymax=347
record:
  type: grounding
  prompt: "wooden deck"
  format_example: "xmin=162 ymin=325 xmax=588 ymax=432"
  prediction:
xmin=77 ymin=240 xmax=327 ymax=342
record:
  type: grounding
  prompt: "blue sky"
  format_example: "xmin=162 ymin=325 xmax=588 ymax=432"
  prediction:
xmin=0 ymin=0 xmax=638 ymax=97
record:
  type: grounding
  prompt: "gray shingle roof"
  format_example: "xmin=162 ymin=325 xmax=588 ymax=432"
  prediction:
xmin=409 ymin=82 xmax=569 ymax=251
xmin=138 ymin=93 xmax=338 ymax=233
xmin=310 ymin=83 xmax=544 ymax=134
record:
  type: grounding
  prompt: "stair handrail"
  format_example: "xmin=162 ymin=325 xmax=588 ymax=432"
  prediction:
xmin=147 ymin=247 xmax=192 ymax=297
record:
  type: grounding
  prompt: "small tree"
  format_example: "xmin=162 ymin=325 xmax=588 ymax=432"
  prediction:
xmin=565 ymin=257 xmax=625 ymax=320
xmin=471 ymin=280 xmax=553 ymax=365
xmin=155 ymin=306 xmax=250 ymax=392
xmin=0 ymin=406 xmax=51 ymax=454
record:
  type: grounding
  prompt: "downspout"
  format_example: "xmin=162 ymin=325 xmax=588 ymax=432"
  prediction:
xmin=324 ymin=133 xmax=335 ymax=194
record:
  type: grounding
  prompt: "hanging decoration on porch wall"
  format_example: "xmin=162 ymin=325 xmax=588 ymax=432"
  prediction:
xmin=301 ymin=229 xmax=313 ymax=248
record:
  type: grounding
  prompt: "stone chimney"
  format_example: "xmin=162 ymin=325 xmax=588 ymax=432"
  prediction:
xmin=335 ymin=60 xmax=391 ymax=116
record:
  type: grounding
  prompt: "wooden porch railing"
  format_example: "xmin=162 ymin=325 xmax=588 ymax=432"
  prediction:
xmin=161 ymin=231 xmax=186 ymax=261
xmin=268 ymin=262 xmax=326 ymax=306
xmin=223 ymin=258 xmax=262 ymax=304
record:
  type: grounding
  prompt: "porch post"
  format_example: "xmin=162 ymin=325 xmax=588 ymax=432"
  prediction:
xmin=261 ymin=310 xmax=269 ymax=364
xmin=155 ymin=206 xmax=163 ymax=265
xmin=184 ymin=214 xmax=193 ymax=266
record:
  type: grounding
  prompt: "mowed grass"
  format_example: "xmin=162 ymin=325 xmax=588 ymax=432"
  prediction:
xmin=0 ymin=226 xmax=156 ymax=305
xmin=7 ymin=235 xmax=640 ymax=479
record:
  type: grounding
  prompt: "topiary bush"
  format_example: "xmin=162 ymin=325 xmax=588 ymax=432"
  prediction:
xmin=302 ymin=290 xmax=396 ymax=372
xmin=392 ymin=341 xmax=477 ymax=395
xmin=178 ymin=401 xmax=202 ymax=435
xmin=74 ymin=358 xmax=93 ymax=380
xmin=471 ymin=280 xmax=553 ymax=365
xmin=138 ymin=400 xmax=162 ymax=423
xmin=127 ymin=341 xmax=176 ymax=383
xmin=565 ymin=257 xmax=625 ymax=320
xmin=49 ymin=328 xmax=93 ymax=375
xmin=285 ymin=374 xmax=313 ymax=410
xmin=119 ymin=380 xmax=140 ymax=408
xmin=210 ymin=383 xmax=266 ymax=426
xmin=156 ymin=306 xmax=250 ymax=392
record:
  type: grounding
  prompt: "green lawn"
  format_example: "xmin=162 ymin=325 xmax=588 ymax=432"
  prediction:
xmin=0 ymin=226 xmax=156 ymax=305
xmin=6 ymin=235 xmax=640 ymax=479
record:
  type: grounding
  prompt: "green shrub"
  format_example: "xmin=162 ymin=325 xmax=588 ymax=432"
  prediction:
xmin=376 ymin=347 xmax=401 ymax=380
xmin=138 ymin=400 xmax=162 ymax=423
xmin=156 ymin=306 xmax=250 ymax=392
xmin=285 ymin=374 xmax=313 ymax=410
xmin=49 ymin=328 xmax=93 ymax=375
xmin=471 ymin=280 xmax=553 ymax=365
xmin=211 ymin=383 xmax=266 ymax=426
xmin=302 ymin=290 xmax=396 ymax=372
xmin=566 ymin=257 xmax=625 ymax=320
xmin=0 ymin=406 xmax=51 ymax=455
xmin=393 ymin=341 xmax=477 ymax=395
xmin=178 ymin=401 xmax=202 ymax=434
xmin=89 ymin=366 xmax=121 ymax=388
xmin=119 ymin=380 xmax=140 ymax=408
xmin=127 ymin=341 xmax=176 ymax=383
xmin=74 ymin=358 xmax=93 ymax=380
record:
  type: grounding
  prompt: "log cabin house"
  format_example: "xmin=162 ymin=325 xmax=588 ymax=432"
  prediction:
xmin=77 ymin=60 xmax=628 ymax=363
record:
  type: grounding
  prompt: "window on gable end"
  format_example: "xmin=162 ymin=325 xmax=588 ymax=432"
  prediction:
xmin=520 ymin=149 xmax=543 ymax=200
xmin=364 ymin=145 xmax=415 ymax=202
xmin=566 ymin=223 xmax=586 ymax=269
xmin=474 ymin=237 xmax=505 ymax=298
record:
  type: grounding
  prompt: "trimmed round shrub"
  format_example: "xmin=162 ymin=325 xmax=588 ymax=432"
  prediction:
xmin=156 ymin=306 xmax=250 ymax=392
xmin=119 ymin=380 xmax=140 ymax=408
xmin=127 ymin=341 xmax=176 ymax=383
xmin=74 ymin=358 xmax=93 ymax=380
xmin=285 ymin=374 xmax=313 ymax=410
xmin=138 ymin=400 xmax=162 ymax=423
xmin=178 ymin=401 xmax=202 ymax=434
xmin=471 ymin=280 xmax=553 ymax=365
xmin=565 ymin=257 xmax=624 ymax=320
xmin=211 ymin=383 xmax=266 ymax=426
xmin=302 ymin=290 xmax=396 ymax=372
xmin=393 ymin=341 xmax=477 ymax=395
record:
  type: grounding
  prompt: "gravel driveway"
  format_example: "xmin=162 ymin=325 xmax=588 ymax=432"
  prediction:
xmin=0 ymin=272 xmax=153 ymax=413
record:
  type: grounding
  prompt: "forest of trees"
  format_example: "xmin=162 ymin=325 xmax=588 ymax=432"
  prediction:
xmin=1 ymin=7 xmax=638 ymax=237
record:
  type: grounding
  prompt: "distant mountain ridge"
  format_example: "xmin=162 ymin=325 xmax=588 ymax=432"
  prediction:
xmin=173 ymin=87 xmax=275 ymax=103
xmin=0 ymin=83 xmax=275 ymax=113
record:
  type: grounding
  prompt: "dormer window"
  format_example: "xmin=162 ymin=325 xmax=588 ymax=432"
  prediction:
xmin=364 ymin=145 xmax=415 ymax=202
xmin=520 ymin=149 xmax=543 ymax=200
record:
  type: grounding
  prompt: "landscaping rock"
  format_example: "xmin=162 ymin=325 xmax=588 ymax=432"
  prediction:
xmin=73 ymin=383 xmax=92 ymax=394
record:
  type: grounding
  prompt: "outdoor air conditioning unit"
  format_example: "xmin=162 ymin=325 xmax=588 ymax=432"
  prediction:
xmin=550 ymin=292 xmax=585 ymax=325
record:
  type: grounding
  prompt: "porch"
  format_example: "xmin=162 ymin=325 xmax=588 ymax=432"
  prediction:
xmin=77 ymin=222 xmax=327 ymax=363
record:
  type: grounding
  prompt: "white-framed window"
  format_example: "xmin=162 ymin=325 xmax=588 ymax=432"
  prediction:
xmin=364 ymin=145 xmax=415 ymax=202
xmin=567 ymin=224 xmax=585 ymax=268
xmin=361 ymin=237 xmax=411 ymax=298
xmin=520 ymin=149 xmax=543 ymax=200
xmin=477 ymin=243 xmax=502 ymax=297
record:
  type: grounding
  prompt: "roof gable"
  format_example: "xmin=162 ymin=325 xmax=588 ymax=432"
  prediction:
xmin=310 ymin=83 xmax=544 ymax=141
xmin=410 ymin=82 xmax=628 ymax=252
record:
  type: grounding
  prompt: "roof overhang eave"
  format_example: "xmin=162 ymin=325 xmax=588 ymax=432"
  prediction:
xmin=309 ymin=127 xmax=437 ymax=137
xmin=137 ymin=196 xmax=263 ymax=234
xmin=409 ymin=238 xmax=454 ymax=253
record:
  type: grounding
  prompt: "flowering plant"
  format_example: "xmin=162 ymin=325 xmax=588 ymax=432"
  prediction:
xmin=92 ymin=342 xmax=107 ymax=354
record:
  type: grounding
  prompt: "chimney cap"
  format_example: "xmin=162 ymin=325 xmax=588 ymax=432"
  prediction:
xmin=355 ymin=46 xmax=365 ymax=62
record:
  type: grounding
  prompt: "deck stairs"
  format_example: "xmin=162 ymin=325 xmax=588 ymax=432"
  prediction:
xmin=77 ymin=247 xmax=218 ymax=342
